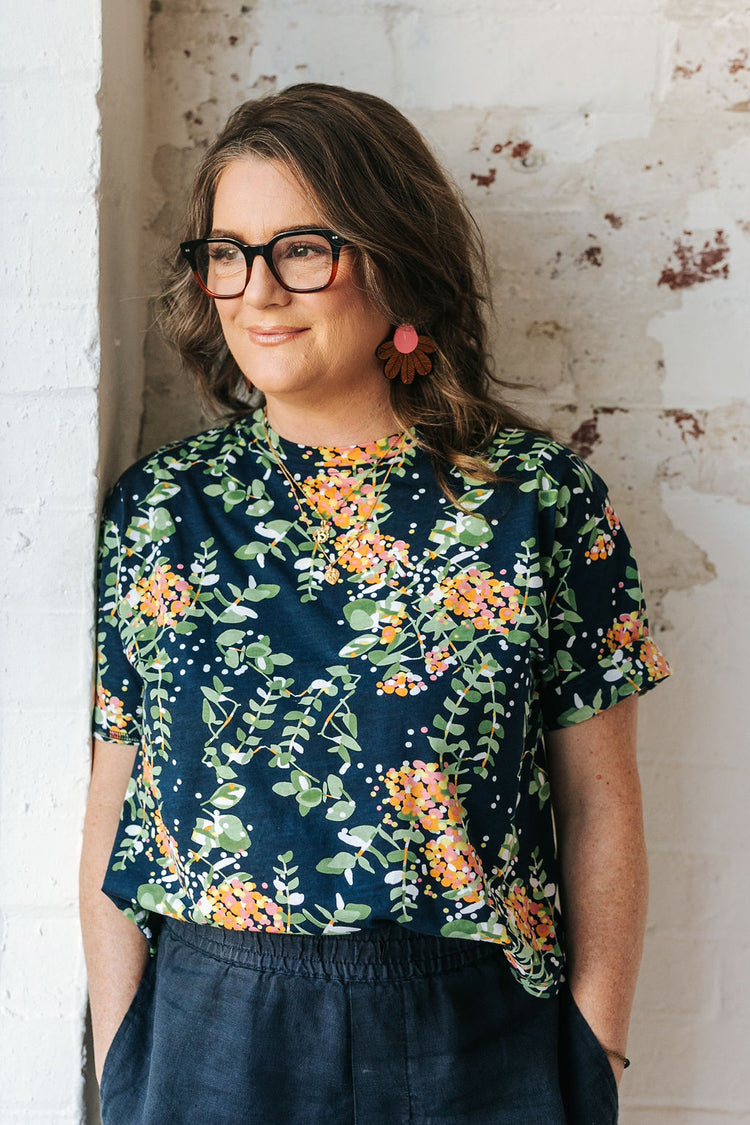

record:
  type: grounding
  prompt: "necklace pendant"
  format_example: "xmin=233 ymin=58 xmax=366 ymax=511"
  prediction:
xmin=312 ymin=521 xmax=331 ymax=545
xmin=324 ymin=564 xmax=340 ymax=585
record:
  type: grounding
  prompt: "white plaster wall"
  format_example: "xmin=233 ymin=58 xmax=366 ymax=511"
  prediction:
xmin=0 ymin=0 xmax=101 ymax=1121
xmin=138 ymin=3 xmax=750 ymax=1122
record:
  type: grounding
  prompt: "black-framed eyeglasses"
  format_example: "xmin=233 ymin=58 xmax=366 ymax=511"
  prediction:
xmin=180 ymin=228 xmax=351 ymax=298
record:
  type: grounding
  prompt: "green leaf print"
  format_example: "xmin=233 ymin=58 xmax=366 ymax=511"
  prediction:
xmin=316 ymin=853 xmax=357 ymax=875
xmin=136 ymin=884 xmax=186 ymax=916
xmin=325 ymin=799 xmax=356 ymax=822
xmin=203 ymin=783 xmax=246 ymax=810
xmin=143 ymin=480 xmax=181 ymax=506
xmin=343 ymin=598 xmax=380 ymax=632
xmin=191 ymin=815 xmax=251 ymax=855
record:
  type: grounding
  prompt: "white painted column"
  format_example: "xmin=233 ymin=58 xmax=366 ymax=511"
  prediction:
xmin=0 ymin=1 xmax=100 ymax=1120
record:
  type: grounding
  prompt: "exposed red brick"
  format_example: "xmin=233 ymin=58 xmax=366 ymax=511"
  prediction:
xmin=470 ymin=168 xmax=497 ymax=189
xmin=658 ymin=230 xmax=729 ymax=289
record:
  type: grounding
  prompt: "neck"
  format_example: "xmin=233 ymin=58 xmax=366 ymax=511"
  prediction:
xmin=263 ymin=391 xmax=398 ymax=449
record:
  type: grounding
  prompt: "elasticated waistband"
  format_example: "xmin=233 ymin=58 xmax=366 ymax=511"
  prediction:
xmin=161 ymin=916 xmax=499 ymax=983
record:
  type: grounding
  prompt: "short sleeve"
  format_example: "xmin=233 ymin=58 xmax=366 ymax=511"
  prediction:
xmin=92 ymin=484 xmax=144 ymax=745
xmin=540 ymin=460 xmax=671 ymax=730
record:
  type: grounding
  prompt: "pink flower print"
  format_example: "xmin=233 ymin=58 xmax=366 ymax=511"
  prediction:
xmin=640 ymin=635 xmax=671 ymax=681
xmin=604 ymin=610 xmax=646 ymax=653
xmin=604 ymin=502 xmax=621 ymax=533
xmin=438 ymin=568 xmax=521 ymax=633
xmin=204 ymin=878 xmax=284 ymax=931
xmin=96 ymin=684 xmax=133 ymax=740
xmin=383 ymin=761 xmax=486 ymax=903
xmin=585 ymin=533 xmax=615 ymax=562
xmin=132 ymin=565 xmax=195 ymax=628
xmin=504 ymin=884 xmax=557 ymax=953
xmin=376 ymin=670 xmax=427 ymax=697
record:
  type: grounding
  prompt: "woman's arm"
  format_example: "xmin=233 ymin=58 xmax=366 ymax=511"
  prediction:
xmin=546 ymin=694 xmax=647 ymax=1085
xmin=79 ymin=738 xmax=149 ymax=1082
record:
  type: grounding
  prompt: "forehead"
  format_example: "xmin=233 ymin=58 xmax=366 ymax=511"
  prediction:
xmin=211 ymin=157 xmax=323 ymax=238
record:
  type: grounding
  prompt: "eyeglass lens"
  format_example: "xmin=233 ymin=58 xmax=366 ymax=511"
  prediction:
xmin=195 ymin=234 xmax=335 ymax=296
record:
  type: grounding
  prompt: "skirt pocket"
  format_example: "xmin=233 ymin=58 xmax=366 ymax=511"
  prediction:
xmin=558 ymin=986 xmax=619 ymax=1125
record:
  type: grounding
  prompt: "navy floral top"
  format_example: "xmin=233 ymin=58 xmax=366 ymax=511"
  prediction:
xmin=93 ymin=411 xmax=670 ymax=997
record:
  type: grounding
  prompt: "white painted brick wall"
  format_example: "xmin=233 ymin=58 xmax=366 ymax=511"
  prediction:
xmin=0 ymin=0 xmax=101 ymax=1120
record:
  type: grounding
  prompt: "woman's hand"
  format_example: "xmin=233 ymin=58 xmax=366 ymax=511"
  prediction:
xmin=80 ymin=739 xmax=150 ymax=1082
xmin=547 ymin=694 xmax=646 ymax=1086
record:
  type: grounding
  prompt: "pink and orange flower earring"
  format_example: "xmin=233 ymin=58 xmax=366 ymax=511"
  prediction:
xmin=376 ymin=325 xmax=437 ymax=384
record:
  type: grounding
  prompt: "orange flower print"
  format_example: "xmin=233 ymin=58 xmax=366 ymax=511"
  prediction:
xmin=383 ymin=760 xmax=485 ymax=902
xmin=641 ymin=635 xmax=671 ymax=681
xmin=424 ymin=829 xmax=484 ymax=903
xmin=301 ymin=469 xmax=389 ymax=530
xmin=586 ymin=503 xmax=620 ymax=561
xmin=504 ymin=884 xmax=556 ymax=953
xmin=604 ymin=502 xmax=621 ymax=533
xmin=203 ymin=878 xmax=284 ymax=931
xmin=604 ymin=610 xmax=646 ymax=653
xmin=376 ymin=670 xmax=427 ymax=696
xmin=131 ymin=565 xmax=194 ymax=628
xmin=337 ymin=531 xmax=410 ymax=586
xmin=424 ymin=646 xmax=454 ymax=677
xmin=152 ymin=808 xmax=182 ymax=877
xmin=438 ymin=568 xmax=520 ymax=633
xmin=96 ymin=684 xmax=133 ymax=740
xmin=585 ymin=533 xmax=615 ymax=562
xmin=384 ymin=761 xmax=458 ymax=826
xmin=315 ymin=432 xmax=410 ymax=468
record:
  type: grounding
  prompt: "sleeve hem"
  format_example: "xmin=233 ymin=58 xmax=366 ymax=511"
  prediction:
xmin=92 ymin=728 xmax=141 ymax=747
xmin=542 ymin=638 xmax=672 ymax=731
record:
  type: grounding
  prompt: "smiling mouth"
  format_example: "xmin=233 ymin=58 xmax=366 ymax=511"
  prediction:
xmin=245 ymin=327 xmax=308 ymax=345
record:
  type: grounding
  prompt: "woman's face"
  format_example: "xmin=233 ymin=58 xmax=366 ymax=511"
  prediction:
xmin=210 ymin=157 xmax=393 ymax=440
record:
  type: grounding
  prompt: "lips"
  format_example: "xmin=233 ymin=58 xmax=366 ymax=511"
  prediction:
xmin=245 ymin=326 xmax=308 ymax=346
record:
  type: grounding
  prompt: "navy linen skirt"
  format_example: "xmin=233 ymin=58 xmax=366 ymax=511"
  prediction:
xmin=99 ymin=919 xmax=618 ymax=1124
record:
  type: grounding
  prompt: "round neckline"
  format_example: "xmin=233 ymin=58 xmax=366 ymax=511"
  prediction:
xmin=250 ymin=408 xmax=415 ymax=467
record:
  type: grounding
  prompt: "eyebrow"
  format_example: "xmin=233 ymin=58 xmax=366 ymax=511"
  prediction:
xmin=207 ymin=225 xmax=325 ymax=242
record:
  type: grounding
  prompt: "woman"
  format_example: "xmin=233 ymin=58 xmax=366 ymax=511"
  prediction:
xmin=80 ymin=84 xmax=670 ymax=1124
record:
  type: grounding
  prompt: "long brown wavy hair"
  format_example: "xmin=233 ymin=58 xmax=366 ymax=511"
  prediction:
xmin=159 ymin=83 xmax=535 ymax=497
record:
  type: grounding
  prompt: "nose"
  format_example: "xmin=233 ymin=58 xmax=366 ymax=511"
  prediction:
xmin=241 ymin=252 xmax=289 ymax=308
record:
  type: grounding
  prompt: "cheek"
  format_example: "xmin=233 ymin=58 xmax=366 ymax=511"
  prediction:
xmin=215 ymin=303 xmax=237 ymax=341
xmin=330 ymin=259 xmax=389 ymax=342
xmin=336 ymin=294 xmax=390 ymax=345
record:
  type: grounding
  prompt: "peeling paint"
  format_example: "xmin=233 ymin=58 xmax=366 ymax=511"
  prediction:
xmin=570 ymin=415 xmax=602 ymax=459
xmin=576 ymin=245 xmax=603 ymax=268
xmin=487 ymin=139 xmax=542 ymax=172
xmin=526 ymin=320 xmax=565 ymax=340
xmin=658 ymin=230 xmax=729 ymax=289
xmin=728 ymin=48 xmax=749 ymax=76
xmin=568 ymin=406 xmax=627 ymax=459
xmin=470 ymin=167 xmax=496 ymax=188
xmin=662 ymin=408 xmax=706 ymax=442
xmin=511 ymin=140 xmax=532 ymax=160
xmin=673 ymin=62 xmax=703 ymax=79
xmin=604 ymin=212 xmax=623 ymax=229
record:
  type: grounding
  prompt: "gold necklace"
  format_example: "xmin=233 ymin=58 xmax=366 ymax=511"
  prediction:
xmin=261 ymin=413 xmax=403 ymax=585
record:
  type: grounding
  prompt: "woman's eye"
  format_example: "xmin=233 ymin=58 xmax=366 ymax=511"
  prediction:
xmin=283 ymin=241 xmax=326 ymax=260
xmin=209 ymin=244 xmax=241 ymax=262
